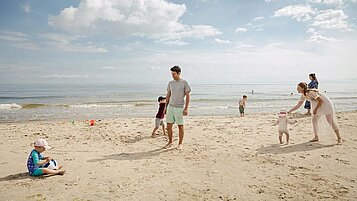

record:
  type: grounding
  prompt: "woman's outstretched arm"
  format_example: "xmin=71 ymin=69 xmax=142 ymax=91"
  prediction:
xmin=288 ymin=100 xmax=304 ymax=113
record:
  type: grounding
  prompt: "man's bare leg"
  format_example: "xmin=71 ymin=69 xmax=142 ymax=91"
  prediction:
xmin=177 ymin=125 xmax=184 ymax=149
xmin=161 ymin=124 xmax=166 ymax=135
xmin=164 ymin=123 xmax=173 ymax=148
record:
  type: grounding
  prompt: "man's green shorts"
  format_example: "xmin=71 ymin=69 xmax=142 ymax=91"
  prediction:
xmin=166 ymin=105 xmax=184 ymax=125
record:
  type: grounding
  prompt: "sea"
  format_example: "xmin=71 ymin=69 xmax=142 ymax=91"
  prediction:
xmin=1 ymin=83 xmax=357 ymax=123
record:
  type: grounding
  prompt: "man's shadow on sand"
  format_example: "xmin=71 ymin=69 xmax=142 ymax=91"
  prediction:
xmin=256 ymin=142 xmax=335 ymax=155
xmin=120 ymin=136 xmax=153 ymax=144
xmin=0 ymin=172 xmax=55 ymax=182
xmin=87 ymin=147 xmax=174 ymax=162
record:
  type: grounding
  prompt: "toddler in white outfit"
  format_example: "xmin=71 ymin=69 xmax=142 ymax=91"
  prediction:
xmin=273 ymin=111 xmax=297 ymax=144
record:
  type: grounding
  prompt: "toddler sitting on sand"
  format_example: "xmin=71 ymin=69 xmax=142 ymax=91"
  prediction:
xmin=27 ymin=139 xmax=65 ymax=176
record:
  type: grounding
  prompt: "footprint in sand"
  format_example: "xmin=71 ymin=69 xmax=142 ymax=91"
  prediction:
xmin=336 ymin=158 xmax=350 ymax=165
xmin=321 ymin=154 xmax=331 ymax=158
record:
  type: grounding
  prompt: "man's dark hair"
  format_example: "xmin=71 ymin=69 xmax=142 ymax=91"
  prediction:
xmin=243 ymin=95 xmax=247 ymax=98
xmin=170 ymin=66 xmax=181 ymax=74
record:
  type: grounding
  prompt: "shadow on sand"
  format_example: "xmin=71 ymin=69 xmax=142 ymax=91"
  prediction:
xmin=0 ymin=172 xmax=55 ymax=182
xmin=121 ymin=136 xmax=154 ymax=144
xmin=87 ymin=147 xmax=174 ymax=162
xmin=256 ymin=142 xmax=335 ymax=155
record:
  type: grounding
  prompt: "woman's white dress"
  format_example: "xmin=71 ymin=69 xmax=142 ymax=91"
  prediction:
xmin=300 ymin=90 xmax=339 ymax=136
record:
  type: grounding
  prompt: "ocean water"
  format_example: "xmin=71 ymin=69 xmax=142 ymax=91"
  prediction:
xmin=0 ymin=83 xmax=356 ymax=123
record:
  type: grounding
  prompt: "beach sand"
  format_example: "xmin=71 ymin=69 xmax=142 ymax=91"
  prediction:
xmin=0 ymin=111 xmax=356 ymax=200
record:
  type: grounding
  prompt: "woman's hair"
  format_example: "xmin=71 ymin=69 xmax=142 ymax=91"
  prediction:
xmin=298 ymin=82 xmax=308 ymax=96
xmin=309 ymin=73 xmax=319 ymax=84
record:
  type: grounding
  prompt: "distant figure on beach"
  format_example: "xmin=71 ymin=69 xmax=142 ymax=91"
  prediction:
xmin=151 ymin=96 xmax=166 ymax=138
xmin=304 ymin=73 xmax=319 ymax=115
xmin=27 ymin=139 xmax=65 ymax=176
xmin=251 ymin=90 xmax=254 ymax=94
xmin=288 ymin=82 xmax=342 ymax=144
xmin=273 ymin=111 xmax=297 ymax=144
xmin=290 ymin=92 xmax=294 ymax=96
xmin=239 ymin=95 xmax=248 ymax=117
xmin=164 ymin=66 xmax=191 ymax=150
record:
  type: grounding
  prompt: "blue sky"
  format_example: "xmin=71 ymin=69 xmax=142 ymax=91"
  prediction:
xmin=0 ymin=0 xmax=356 ymax=84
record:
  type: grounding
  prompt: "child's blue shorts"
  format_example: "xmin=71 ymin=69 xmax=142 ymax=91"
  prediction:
xmin=31 ymin=168 xmax=43 ymax=176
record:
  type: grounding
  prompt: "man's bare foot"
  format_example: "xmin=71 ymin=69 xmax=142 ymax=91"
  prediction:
xmin=164 ymin=143 xmax=173 ymax=149
xmin=177 ymin=144 xmax=183 ymax=150
xmin=337 ymin=138 xmax=342 ymax=144
xmin=151 ymin=134 xmax=156 ymax=138
xmin=57 ymin=164 xmax=63 ymax=169
xmin=58 ymin=170 xmax=65 ymax=175
xmin=309 ymin=138 xmax=319 ymax=142
xmin=305 ymin=113 xmax=311 ymax=116
xmin=279 ymin=142 xmax=283 ymax=144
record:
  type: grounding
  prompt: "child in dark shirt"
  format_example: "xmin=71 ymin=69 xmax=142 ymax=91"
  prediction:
xmin=151 ymin=96 xmax=166 ymax=138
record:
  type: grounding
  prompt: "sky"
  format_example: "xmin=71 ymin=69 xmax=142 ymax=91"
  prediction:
xmin=0 ymin=0 xmax=356 ymax=84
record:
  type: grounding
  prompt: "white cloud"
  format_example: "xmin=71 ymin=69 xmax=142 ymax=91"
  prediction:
xmin=307 ymin=33 xmax=339 ymax=43
xmin=311 ymin=9 xmax=351 ymax=31
xmin=0 ymin=63 xmax=16 ymax=70
xmin=154 ymin=25 xmax=221 ymax=45
xmin=266 ymin=43 xmax=283 ymax=47
xmin=122 ymin=41 xmax=143 ymax=51
xmin=235 ymin=27 xmax=248 ymax=33
xmin=306 ymin=28 xmax=340 ymax=43
xmin=0 ymin=31 xmax=39 ymax=50
xmin=101 ymin=66 xmax=120 ymax=70
xmin=307 ymin=0 xmax=343 ymax=5
xmin=12 ymin=42 xmax=39 ymax=50
xmin=273 ymin=4 xmax=353 ymax=41
xmin=159 ymin=40 xmax=188 ymax=46
xmin=213 ymin=39 xmax=231 ymax=44
xmin=150 ymin=66 xmax=162 ymax=70
xmin=273 ymin=5 xmax=352 ymax=31
xmin=274 ymin=5 xmax=317 ymax=22
xmin=235 ymin=42 xmax=256 ymax=48
xmin=49 ymin=0 xmax=221 ymax=44
xmin=43 ymin=74 xmax=89 ymax=79
xmin=0 ymin=31 xmax=28 ymax=42
xmin=256 ymin=28 xmax=264 ymax=32
xmin=21 ymin=3 xmax=31 ymax=13
xmin=41 ymin=33 xmax=109 ymax=52
xmin=254 ymin=17 xmax=264 ymax=21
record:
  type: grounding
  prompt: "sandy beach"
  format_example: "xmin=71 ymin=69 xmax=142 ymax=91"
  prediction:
xmin=0 ymin=111 xmax=356 ymax=200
